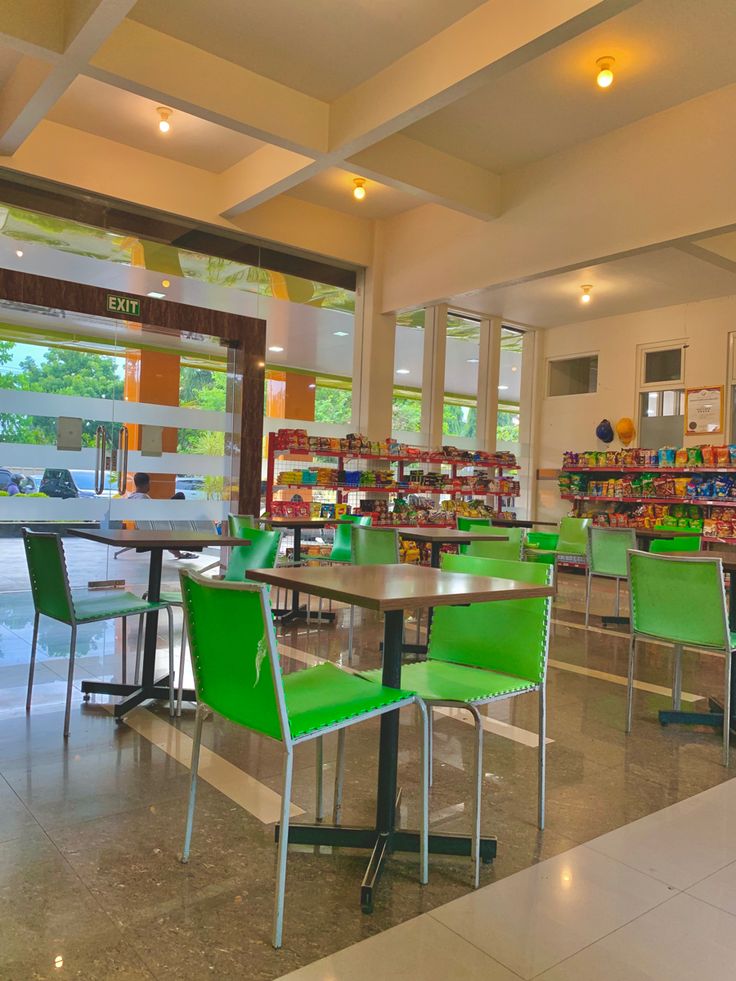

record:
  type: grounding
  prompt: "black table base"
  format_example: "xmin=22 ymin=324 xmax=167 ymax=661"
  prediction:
xmin=81 ymin=673 xmax=196 ymax=719
xmin=271 ymin=604 xmax=336 ymax=625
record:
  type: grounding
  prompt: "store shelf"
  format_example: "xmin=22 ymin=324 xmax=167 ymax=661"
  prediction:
xmin=275 ymin=483 xmax=517 ymax=496
xmin=561 ymin=494 xmax=736 ymax=506
xmin=273 ymin=445 xmax=516 ymax=468
xmin=562 ymin=466 xmax=736 ymax=474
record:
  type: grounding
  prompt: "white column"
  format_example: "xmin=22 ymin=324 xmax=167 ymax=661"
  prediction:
xmin=421 ymin=303 xmax=448 ymax=449
xmin=518 ymin=328 xmax=540 ymax=520
xmin=477 ymin=316 xmax=501 ymax=452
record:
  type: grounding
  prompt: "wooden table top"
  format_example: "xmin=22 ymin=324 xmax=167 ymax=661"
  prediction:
xmin=264 ymin=518 xmax=327 ymax=529
xmin=634 ymin=527 xmax=704 ymax=538
xmin=247 ymin=563 xmax=553 ymax=612
xmin=392 ymin=527 xmax=508 ymax=544
xmin=69 ymin=529 xmax=245 ymax=549
xmin=662 ymin=549 xmax=736 ymax=571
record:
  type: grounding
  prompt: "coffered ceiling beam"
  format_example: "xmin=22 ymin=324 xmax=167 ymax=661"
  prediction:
xmin=0 ymin=0 xmax=137 ymax=154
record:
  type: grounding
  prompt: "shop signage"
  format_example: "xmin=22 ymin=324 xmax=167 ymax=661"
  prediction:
xmin=685 ymin=385 xmax=723 ymax=435
xmin=106 ymin=293 xmax=140 ymax=317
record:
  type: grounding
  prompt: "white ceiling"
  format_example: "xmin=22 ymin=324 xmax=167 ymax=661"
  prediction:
xmin=0 ymin=43 xmax=21 ymax=89
xmin=405 ymin=0 xmax=736 ymax=172
xmin=453 ymin=246 xmax=736 ymax=328
xmin=47 ymin=76 xmax=265 ymax=173
xmin=129 ymin=0 xmax=485 ymax=101
xmin=286 ymin=168 xmax=420 ymax=220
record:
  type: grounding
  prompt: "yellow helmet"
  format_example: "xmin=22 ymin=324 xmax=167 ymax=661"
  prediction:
xmin=616 ymin=417 xmax=636 ymax=446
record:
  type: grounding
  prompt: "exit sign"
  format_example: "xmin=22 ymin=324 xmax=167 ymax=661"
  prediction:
xmin=106 ymin=293 xmax=140 ymax=317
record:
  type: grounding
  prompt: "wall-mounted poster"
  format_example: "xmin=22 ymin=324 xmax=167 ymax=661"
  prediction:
xmin=685 ymin=386 xmax=724 ymax=435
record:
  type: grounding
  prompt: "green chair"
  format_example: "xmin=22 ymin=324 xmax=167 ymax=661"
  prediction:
xmin=228 ymin=514 xmax=256 ymax=536
xmin=23 ymin=528 xmax=175 ymax=736
xmin=524 ymin=531 xmax=559 ymax=564
xmin=348 ymin=526 xmax=401 ymax=659
xmin=649 ymin=535 xmax=702 ymax=553
xmin=314 ymin=515 xmax=372 ymax=565
xmin=178 ymin=570 xmax=428 ymax=948
xmin=465 ymin=527 xmax=524 ymax=561
xmin=525 ymin=518 xmax=590 ymax=570
xmin=626 ymin=550 xmax=731 ymax=766
xmin=456 ymin=517 xmax=491 ymax=532
xmin=360 ymin=552 xmax=552 ymax=886
xmin=585 ymin=527 xmax=637 ymax=627
xmin=174 ymin=526 xmax=283 ymax=713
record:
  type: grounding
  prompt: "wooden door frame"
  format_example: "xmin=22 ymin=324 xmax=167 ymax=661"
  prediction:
xmin=0 ymin=268 xmax=266 ymax=516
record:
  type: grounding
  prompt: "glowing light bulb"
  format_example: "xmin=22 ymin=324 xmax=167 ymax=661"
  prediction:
xmin=353 ymin=178 xmax=366 ymax=201
xmin=15 ymin=249 xmax=23 ymax=257
xmin=157 ymin=107 xmax=172 ymax=133
xmin=596 ymin=57 xmax=615 ymax=89
xmin=580 ymin=284 xmax=593 ymax=304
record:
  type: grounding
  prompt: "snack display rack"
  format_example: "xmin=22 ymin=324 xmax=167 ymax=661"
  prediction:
xmin=266 ymin=429 xmax=519 ymax=527
xmin=559 ymin=445 xmax=736 ymax=543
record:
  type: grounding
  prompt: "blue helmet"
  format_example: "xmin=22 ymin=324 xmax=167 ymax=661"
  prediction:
xmin=595 ymin=419 xmax=614 ymax=443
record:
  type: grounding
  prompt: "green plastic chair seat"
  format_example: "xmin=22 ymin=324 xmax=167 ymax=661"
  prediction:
xmin=361 ymin=660 xmax=535 ymax=703
xmin=456 ymin=517 xmax=491 ymax=532
xmin=71 ymin=589 xmax=166 ymax=623
xmin=649 ymin=536 xmax=701 ymax=553
xmin=283 ymin=662 xmax=413 ymax=740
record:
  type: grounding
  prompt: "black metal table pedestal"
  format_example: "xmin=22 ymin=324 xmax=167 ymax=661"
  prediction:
xmin=271 ymin=524 xmax=336 ymax=624
xmin=275 ymin=607 xmax=497 ymax=912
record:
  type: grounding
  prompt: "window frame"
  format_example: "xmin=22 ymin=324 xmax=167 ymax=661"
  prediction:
xmin=546 ymin=352 xmax=599 ymax=398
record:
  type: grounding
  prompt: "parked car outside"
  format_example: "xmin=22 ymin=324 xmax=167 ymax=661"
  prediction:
xmin=0 ymin=468 xmax=35 ymax=494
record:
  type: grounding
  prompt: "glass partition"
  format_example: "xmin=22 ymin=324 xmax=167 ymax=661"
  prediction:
xmin=443 ymin=313 xmax=481 ymax=446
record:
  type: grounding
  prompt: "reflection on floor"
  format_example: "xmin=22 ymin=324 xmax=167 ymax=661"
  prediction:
xmin=0 ymin=540 xmax=733 ymax=979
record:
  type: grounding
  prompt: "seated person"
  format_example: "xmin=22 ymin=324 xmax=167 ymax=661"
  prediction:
xmin=128 ymin=472 xmax=151 ymax=499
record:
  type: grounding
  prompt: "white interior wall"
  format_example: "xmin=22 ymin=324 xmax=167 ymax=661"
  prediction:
xmin=535 ymin=294 xmax=736 ymax=522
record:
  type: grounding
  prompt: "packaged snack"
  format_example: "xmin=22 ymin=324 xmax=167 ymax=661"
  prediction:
xmin=675 ymin=448 xmax=688 ymax=467
xmin=658 ymin=447 xmax=676 ymax=467
xmin=687 ymin=447 xmax=703 ymax=467
xmin=701 ymin=445 xmax=715 ymax=467
xmin=717 ymin=446 xmax=731 ymax=468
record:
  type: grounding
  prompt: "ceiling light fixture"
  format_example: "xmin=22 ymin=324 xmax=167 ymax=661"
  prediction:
xmin=157 ymin=107 xmax=172 ymax=133
xmin=396 ymin=368 xmax=410 ymax=375
xmin=308 ymin=383 xmax=316 ymax=389
xmin=268 ymin=345 xmax=284 ymax=353
xmin=353 ymin=178 xmax=366 ymax=201
xmin=161 ymin=279 xmax=170 ymax=288
xmin=15 ymin=249 xmax=23 ymax=257
xmin=333 ymin=330 xmax=349 ymax=337
xmin=467 ymin=358 xmax=479 ymax=363
xmin=580 ymin=284 xmax=593 ymax=304
xmin=511 ymin=365 xmax=518 ymax=372
xmin=498 ymin=385 xmax=509 ymax=390
xmin=147 ymin=291 xmax=166 ymax=299
xmin=596 ymin=56 xmax=615 ymax=89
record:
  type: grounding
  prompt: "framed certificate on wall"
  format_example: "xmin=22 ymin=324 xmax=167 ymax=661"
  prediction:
xmin=685 ymin=386 xmax=724 ymax=435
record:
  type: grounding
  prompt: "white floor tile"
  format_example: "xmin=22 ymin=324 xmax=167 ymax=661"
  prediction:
xmin=274 ymin=914 xmax=520 ymax=981
xmin=429 ymin=845 xmax=673 ymax=979
xmin=688 ymin=857 xmax=736 ymax=915
xmin=539 ymin=893 xmax=736 ymax=980
xmin=586 ymin=778 xmax=736 ymax=889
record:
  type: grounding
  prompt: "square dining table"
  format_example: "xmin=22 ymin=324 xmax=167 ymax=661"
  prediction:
xmin=69 ymin=528 xmax=246 ymax=721
xmin=247 ymin=562 xmax=554 ymax=913
xmin=262 ymin=517 xmax=335 ymax=623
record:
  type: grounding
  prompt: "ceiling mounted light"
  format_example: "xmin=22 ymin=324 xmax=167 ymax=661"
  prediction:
xmin=498 ymin=385 xmax=509 ymax=390
xmin=333 ymin=330 xmax=349 ymax=337
xmin=596 ymin=56 xmax=615 ymax=89
xmin=268 ymin=345 xmax=284 ymax=353
xmin=147 ymin=291 xmax=166 ymax=299
xmin=157 ymin=107 xmax=172 ymax=133
xmin=308 ymin=383 xmax=316 ymax=389
xmin=353 ymin=178 xmax=366 ymax=201
xmin=467 ymin=358 xmax=479 ymax=364
xmin=396 ymin=368 xmax=410 ymax=375
xmin=15 ymin=249 xmax=23 ymax=257
xmin=580 ymin=284 xmax=593 ymax=304
xmin=161 ymin=279 xmax=170 ymax=288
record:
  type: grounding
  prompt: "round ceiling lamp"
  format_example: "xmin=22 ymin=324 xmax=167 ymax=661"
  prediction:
xmin=580 ymin=284 xmax=593 ymax=304
xmin=157 ymin=107 xmax=172 ymax=133
xmin=596 ymin=56 xmax=615 ymax=89
xmin=353 ymin=178 xmax=366 ymax=201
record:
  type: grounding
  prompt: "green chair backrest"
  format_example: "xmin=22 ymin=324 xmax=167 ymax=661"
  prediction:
xmin=456 ymin=517 xmax=491 ymax=532
xmin=557 ymin=517 xmax=591 ymax=555
xmin=352 ymin=525 xmax=400 ymax=565
xmin=225 ymin=526 xmax=283 ymax=582
xmin=180 ymin=571 xmax=287 ymax=740
xmin=228 ymin=514 xmax=256 ymax=536
xmin=628 ymin=550 xmax=728 ymax=649
xmin=465 ymin=527 xmax=524 ymax=561
xmin=588 ymin=526 xmax=637 ymax=578
xmin=22 ymin=528 xmax=74 ymax=623
xmin=432 ymin=553 xmax=552 ymax=683
xmin=649 ymin=536 xmax=701 ymax=554
xmin=526 ymin=531 xmax=559 ymax=550
xmin=330 ymin=515 xmax=372 ymax=563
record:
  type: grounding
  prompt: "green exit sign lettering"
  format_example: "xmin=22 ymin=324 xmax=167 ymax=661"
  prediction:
xmin=106 ymin=293 xmax=140 ymax=317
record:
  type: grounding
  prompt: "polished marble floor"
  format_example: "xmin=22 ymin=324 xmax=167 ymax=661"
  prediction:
xmin=0 ymin=538 xmax=733 ymax=979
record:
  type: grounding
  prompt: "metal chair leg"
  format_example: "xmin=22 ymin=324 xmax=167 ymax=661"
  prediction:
xmin=176 ymin=614 xmax=188 ymax=716
xmin=538 ymin=684 xmax=547 ymax=830
xmin=348 ymin=604 xmax=355 ymax=664
xmin=615 ymin=578 xmax=621 ymax=618
xmin=181 ymin=703 xmax=205 ymax=863
xmin=63 ymin=625 xmax=77 ymax=738
xmin=672 ymin=643 xmax=683 ymax=712
xmin=315 ymin=736 xmax=324 ymax=822
xmin=584 ymin=572 xmax=592 ymax=626
xmin=134 ymin=613 xmax=144 ymax=684
xmin=333 ymin=728 xmax=346 ymax=824
xmin=416 ymin=700 xmax=429 ymax=885
xmin=26 ymin=611 xmax=40 ymax=712
xmin=626 ymin=635 xmax=637 ymax=733
xmin=121 ymin=616 xmax=127 ymax=684
xmin=165 ymin=607 xmax=175 ymax=717
xmin=723 ymin=649 xmax=732 ymax=767
xmin=427 ymin=706 xmax=434 ymax=788
xmin=273 ymin=750 xmax=294 ymax=949
xmin=468 ymin=704 xmax=483 ymax=889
